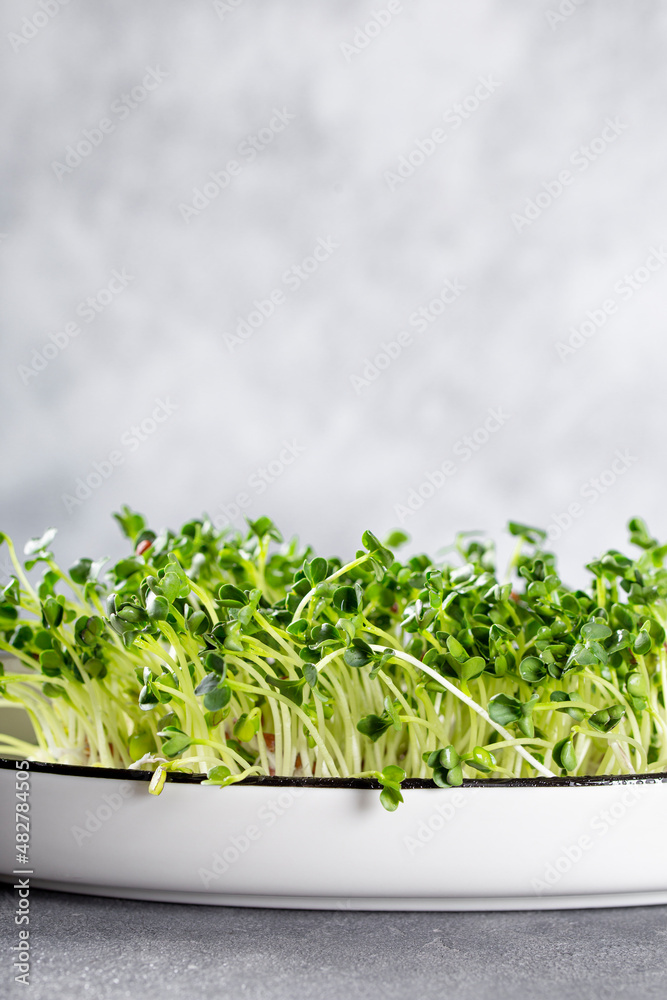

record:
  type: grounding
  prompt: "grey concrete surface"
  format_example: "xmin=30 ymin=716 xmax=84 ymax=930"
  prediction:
xmin=2 ymin=887 xmax=667 ymax=1000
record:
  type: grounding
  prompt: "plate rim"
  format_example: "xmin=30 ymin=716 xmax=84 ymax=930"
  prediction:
xmin=2 ymin=756 xmax=665 ymax=789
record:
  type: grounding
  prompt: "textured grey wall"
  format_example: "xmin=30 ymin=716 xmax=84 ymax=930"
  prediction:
xmin=1 ymin=0 xmax=666 ymax=584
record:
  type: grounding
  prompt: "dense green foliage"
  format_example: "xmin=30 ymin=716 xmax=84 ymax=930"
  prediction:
xmin=1 ymin=510 xmax=666 ymax=808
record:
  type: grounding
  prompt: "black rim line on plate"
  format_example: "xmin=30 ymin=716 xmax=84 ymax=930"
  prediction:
xmin=1 ymin=757 xmax=665 ymax=788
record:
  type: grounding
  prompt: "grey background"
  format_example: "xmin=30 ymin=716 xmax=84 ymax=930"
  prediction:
xmin=1 ymin=0 xmax=666 ymax=585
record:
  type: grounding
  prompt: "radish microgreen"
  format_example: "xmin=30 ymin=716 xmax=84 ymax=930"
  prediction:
xmin=2 ymin=513 xmax=667 ymax=810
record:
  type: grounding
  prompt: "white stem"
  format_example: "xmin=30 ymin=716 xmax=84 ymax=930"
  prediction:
xmin=368 ymin=644 xmax=557 ymax=779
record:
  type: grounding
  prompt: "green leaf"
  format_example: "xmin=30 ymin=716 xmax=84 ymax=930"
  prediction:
xmin=113 ymin=558 xmax=145 ymax=581
xmin=74 ymin=615 xmax=104 ymax=646
xmin=69 ymin=558 xmax=93 ymax=584
xmin=42 ymin=597 xmax=64 ymax=629
xmin=333 ymin=586 xmax=358 ymax=615
xmin=488 ymin=693 xmax=523 ymax=726
xmin=369 ymin=648 xmax=396 ymax=680
xmin=336 ymin=618 xmax=356 ymax=641
xmin=561 ymin=594 xmax=580 ymax=615
xmin=519 ymin=656 xmax=547 ymax=683
xmin=146 ymin=592 xmax=169 ymax=621
xmin=1 ymin=578 xmax=20 ymax=605
xmin=549 ymin=692 xmax=585 ymax=721
xmin=113 ymin=505 xmax=146 ymax=541
xmin=431 ymin=765 xmax=449 ymax=788
xmin=298 ymin=645 xmax=321 ymax=664
xmin=202 ymin=765 xmax=232 ymax=785
xmin=218 ymin=584 xmax=248 ymax=608
xmin=627 ymin=517 xmax=656 ymax=550
xmin=445 ymin=763 xmax=463 ymax=786
xmin=0 ymin=603 xmax=18 ymax=624
xmin=160 ymin=732 xmax=192 ymax=757
xmin=384 ymin=530 xmax=409 ymax=549
xmin=552 ymin=737 xmax=576 ymax=772
xmin=379 ymin=785 xmax=403 ymax=811
xmin=204 ymin=651 xmax=227 ymax=677
xmin=10 ymin=624 xmax=33 ymax=650
xmin=264 ymin=674 xmax=306 ymax=706
xmin=237 ymin=603 xmax=255 ymax=627
xmin=371 ymin=546 xmax=394 ymax=572
xmin=439 ymin=745 xmax=460 ymax=770
xmin=195 ymin=673 xmax=222 ymax=696
xmin=633 ymin=630 xmax=652 ymax=656
xmin=565 ymin=643 xmax=598 ymax=670
xmin=380 ymin=764 xmax=406 ymax=784
xmin=356 ymin=713 xmax=391 ymax=742
xmin=89 ymin=555 xmax=110 ymax=581
xmin=109 ymin=612 xmax=138 ymax=636
xmin=42 ymin=682 xmax=64 ymax=699
xmin=608 ymin=629 xmax=631 ymax=653
xmin=139 ymin=682 xmax=159 ymax=709
xmin=234 ymin=712 xmax=260 ymax=742
xmin=589 ymin=705 xmax=625 ymax=733
xmin=587 ymin=709 xmax=608 ymax=732
xmin=581 ymin=622 xmax=612 ymax=641
xmin=446 ymin=635 xmax=467 ymax=662
xmin=223 ymin=627 xmax=244 ymax=652
xmin=518 ymin=716 xmax=534 ymax=739
xmin=247 ymin=516 xmax=283 ymax=543
xmin=343 ymin=638 xmax=373 ymax=668
xmin=304 ymin=557 xmax=328 ymax=587
xmin=611 ymin=604 xmax=635 ymax=630
xmin=507 ymin=521 xmax=547 ymax=544
xmin=161 ymin=569 xmax=190 ymax=602
xmin=309 ymin=623 xmax=340 ymax=645
xmin=469 ymin=746 xmax=496 ymax=772
xmin=287 ymin=619 xmax=309 ymax=638
xmin=626 ymin=672 xmax=646 ymax=698
xmin=34 ymin=630 xmax=54 ymax=650
xmin=383 ymin=697 xmax=402 ymax=731
xmin=116 ymin=604 xmax=146 ymax=624
xmin=83 ymin=658 xmax=106 ymax=679
xmin=460 ymin=655 xmax=486 ymax=682
xmin=203 ymin=684 xmax=232 ymax=712
xmin=24 ymin=527 xmax=57 ymax=556
xmin=303 ymin=662 xmax=318 ymax=688
xmin=186 ymin=609 xmax=209 ymax=635
xmin=362 ymin=529 xmax=383 ymax=552
xmin=39 ymin=649 xmax=63 ymax=677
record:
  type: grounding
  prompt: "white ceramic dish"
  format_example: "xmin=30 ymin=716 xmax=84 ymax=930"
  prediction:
xmin=1 ymin=759 xmax=667 ymax=910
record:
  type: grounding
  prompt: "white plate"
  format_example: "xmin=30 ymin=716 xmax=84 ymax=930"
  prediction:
xmin=2 ymin=760 xmax=666 ymax=910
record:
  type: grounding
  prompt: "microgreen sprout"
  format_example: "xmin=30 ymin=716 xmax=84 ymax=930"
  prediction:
xmin=2 ymin=512 xmax=667 ymax=811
